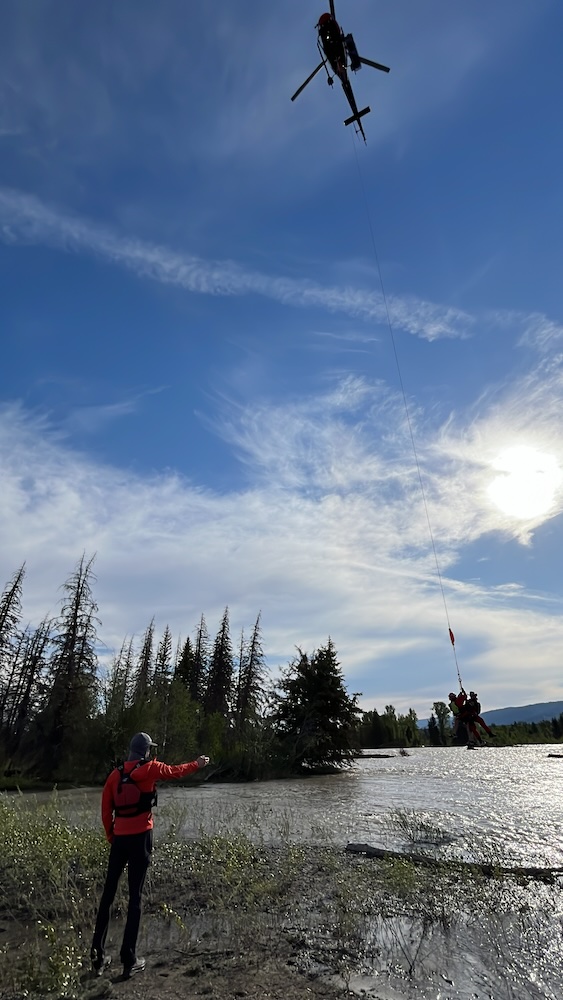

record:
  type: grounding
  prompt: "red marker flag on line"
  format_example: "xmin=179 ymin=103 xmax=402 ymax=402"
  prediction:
xmin=449 ymin=628 xmax=455 ymax=646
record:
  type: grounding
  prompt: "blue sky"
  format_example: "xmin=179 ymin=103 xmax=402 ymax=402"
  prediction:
xmin=1 ymin=0 xmax=563 ymax=718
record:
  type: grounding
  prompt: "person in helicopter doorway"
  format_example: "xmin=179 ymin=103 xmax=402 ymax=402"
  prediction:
xmin=90 ymin=732 xmax=210 ymax=980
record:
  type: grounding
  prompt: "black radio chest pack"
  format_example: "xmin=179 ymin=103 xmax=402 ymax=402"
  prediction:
xmin=114 ymin=762 xmax=157 ymax=818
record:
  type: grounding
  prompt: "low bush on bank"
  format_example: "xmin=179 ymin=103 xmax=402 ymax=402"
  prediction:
xmin=0 ymin=793 xmax=109 ymax=923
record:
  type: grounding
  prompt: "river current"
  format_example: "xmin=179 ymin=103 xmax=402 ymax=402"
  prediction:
xmin=158 ymin=744 xmax=563 ymax=869
xmin=28 ymin=744 xmax=563 ymax=999
xmin=162 ymin=745 xmax=563 ymax=999
xmin=37 ymin=744 xmax=563 ymax=864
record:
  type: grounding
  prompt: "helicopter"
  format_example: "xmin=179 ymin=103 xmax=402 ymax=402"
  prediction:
xmin=290 ymin=1 xmax=390 ymax=143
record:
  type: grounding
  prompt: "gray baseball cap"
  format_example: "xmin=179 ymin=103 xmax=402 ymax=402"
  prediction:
xmin=128 ymin=732 xmax=157 ymax=761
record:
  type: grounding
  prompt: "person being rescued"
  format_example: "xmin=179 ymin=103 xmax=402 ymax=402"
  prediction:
xmin=466 ymin=691 xmax=494 ymax=739
xmin=456 ymin=690 xmax=494 ymax=745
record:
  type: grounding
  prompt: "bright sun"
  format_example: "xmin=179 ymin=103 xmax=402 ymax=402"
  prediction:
xmin=487 ymin=446 xmax=562 ymax=519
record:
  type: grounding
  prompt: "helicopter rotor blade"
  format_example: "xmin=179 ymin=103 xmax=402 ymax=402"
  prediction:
xmin=329 ymin=0 xmax=336 ymax=18
xmin=291 ymin=60 xmax=325 ymax=101
xmin=358 ymin=55 xmax=390 ymax=74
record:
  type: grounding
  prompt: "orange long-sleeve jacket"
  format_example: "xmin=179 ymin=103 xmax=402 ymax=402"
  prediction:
xmin=101 ymin=758 xmax=200 ymax=840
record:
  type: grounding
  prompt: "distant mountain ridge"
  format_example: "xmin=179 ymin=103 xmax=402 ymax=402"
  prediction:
xmin=480 ymin=701 xmax=563 ymax=726
xmin=420 ymin=700 xmax=563 ymax=728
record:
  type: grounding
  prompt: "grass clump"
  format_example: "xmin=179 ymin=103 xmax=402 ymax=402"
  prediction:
xmin=152 ymin=831 xmax=310 ymax=911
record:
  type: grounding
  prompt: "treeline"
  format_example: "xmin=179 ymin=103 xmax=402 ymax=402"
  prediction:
xmin=0 ymin=557 xmax=362 ymax=784
xmin=357 ymin=705 xmax=422 ymax=748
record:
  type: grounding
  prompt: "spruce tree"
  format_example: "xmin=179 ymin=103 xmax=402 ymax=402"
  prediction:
xmin=154 ymin=626 xmax=173 ymax=690
xmin=0 ymin=564 xmax=25 ymax=657
xmin=234 ymin=613 xmax=266 ymax=733
xmin=191 ymin=614 xmax=209 ymax=705
xmin=204 ymin=608 xmax=233 ymax=717
xmin=103 ymin=636 xmax=135 ymax=760
xmin=132 ymin=619 xmax=154 ymax=703
xmin=153 ymin=625 xmax=173 ymax=749
xmin=0 ymin=565 xmax=26 ymax=748
xmin=175 ymin=635 xmax=194 ymax=688
xmin=274 ymin=638 xmax=361 ymax=770
xmin=38 ymin=555 xmax=100 ymax=778
xmin=4 ymin=618 xmax=51 ymax=764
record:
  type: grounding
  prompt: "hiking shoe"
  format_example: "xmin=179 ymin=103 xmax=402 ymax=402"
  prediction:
xmin=123 ymin=957 xmax=146 ymax=979
xmin=91 ymin=955 xmax=111 ymax=977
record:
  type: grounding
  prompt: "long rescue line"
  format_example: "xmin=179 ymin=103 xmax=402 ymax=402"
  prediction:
xmin=349 ymin=135 xmax=465 ymax=694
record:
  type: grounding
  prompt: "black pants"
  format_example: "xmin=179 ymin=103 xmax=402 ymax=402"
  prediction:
xmin=91 ymin=829 xmax=153 ymax=968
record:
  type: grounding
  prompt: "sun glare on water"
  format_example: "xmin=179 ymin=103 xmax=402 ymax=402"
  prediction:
xmin=487 ymin=446 xmax=562 ymax=519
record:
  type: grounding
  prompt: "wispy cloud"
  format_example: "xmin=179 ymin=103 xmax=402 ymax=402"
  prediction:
xmin=3 ymin=187 xmax=560 ymax=356
xmin=1 ymin=356 xmax=562 ymax=716
xmin=64 ymin=400 xmax=138 ymax=435
xmin=506 ymin=311 xmax=563 ymax=352
xmin=0 ymin=186 xmax=474 ymax=341
xmin=62 ymin=388 xmax=168 ymax=436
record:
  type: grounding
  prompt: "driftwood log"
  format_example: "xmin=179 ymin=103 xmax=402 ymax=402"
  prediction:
xmin=354 ymin=753 xmax=396 ymax=759
xmin=345 ymin=843 xmax=563 ymax=883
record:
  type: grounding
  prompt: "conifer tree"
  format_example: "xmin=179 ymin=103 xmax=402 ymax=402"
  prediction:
xmin=154 ymin=626 xmax=173 ymax=688
xmin=204 ymin=607 xmax=233 ymax=717
xmin=103 ymin=636 xmax=135 ymax=758
xmin=4 ymin=618 xmax=51 ymax=762
xmin=191 ymin=614 xmax=209 ymax=705
xmin=133 ymin=619 xmax=154 ymax=703
xmin=358 ymin=708 xmax=386 ymax=747
xmin=38 ymin=555 xmax=100 ymax=778
xmin=274 ymin=638 xmax=361 ymax=770
xmin=234 ymin=613 xmax=266 ymax=733
xmin=153 ymin=625 xmax=173 ymax=749
xmin=383 ymin=705 xmax=399 ymax=744
xmin=0 ymin=564 xmax=25 ymax=657
xmin=175 ymin=635 xmax=194 ymax=687
xmin=0 ymin=565 xmax=26 ymax=743
xmin=0 ymin=627 xmax=28 ymax=739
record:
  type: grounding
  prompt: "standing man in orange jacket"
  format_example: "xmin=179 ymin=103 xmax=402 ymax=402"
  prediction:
xmin=91 ymin=731 xmax=209 ymax=979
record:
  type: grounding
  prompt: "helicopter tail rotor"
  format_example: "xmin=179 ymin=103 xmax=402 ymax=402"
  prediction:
xmin=344 ymin=105 xmax=370 ymax=128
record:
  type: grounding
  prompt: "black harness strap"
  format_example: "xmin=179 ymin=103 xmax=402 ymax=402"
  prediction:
xmin=114 ymin=761 xmax=157 ymax=818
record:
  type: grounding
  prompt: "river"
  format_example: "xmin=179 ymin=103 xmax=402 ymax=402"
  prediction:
xmin=168 ymin=744 xmax=563 ymax=867
xmin=35 ymin=744 xmax=563 ymax=865
xmin=25 ymin=744 xmax=563 ymax=999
